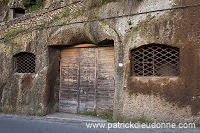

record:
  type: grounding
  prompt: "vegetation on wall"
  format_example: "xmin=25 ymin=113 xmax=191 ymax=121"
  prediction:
xmin=61 ymin=7 xmax=71 ymax=17
xmin=3 ymin=28 xmax=25 ymax=41
xmin=26 ymin=4 xmax=43 ymax=13
xmin=88 ymin=0 xmax=118 ymax=7
xmin=0 ymin=0 xmax=9 ymax=2
xmin=40 ymin=19 xmax=47 ymax=24
xmin=22 ymin=0 xmax=36 ymax=7
xmin=22 ymin=0 xmax=43 ymax=13
xmin=71 ymin=7 xmax=85 ymax=18
xmin=52 ymin=15 xmax=60 ymax=20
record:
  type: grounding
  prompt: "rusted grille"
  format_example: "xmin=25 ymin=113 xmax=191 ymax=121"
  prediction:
xmin=131 ymin=44 xmax=179 ymax=76
xmin=15 ymin=53 xmax=35 ymax=73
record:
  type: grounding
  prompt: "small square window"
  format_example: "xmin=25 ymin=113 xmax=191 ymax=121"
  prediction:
xmin=14 ymin=52 xmax=35 ymax=73
xmin=13 ymin=8 xmax=25 ymax=18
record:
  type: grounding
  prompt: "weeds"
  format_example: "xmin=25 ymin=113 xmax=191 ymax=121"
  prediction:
xmin=99 ymin=113 xmax=114 ymax=122
xmin=79 ymin=111 xmax=115 ymax=122
xmin=3 ymin=28 xmax=25 ymax=41
xmin=0 ymin=0 xmax=9 ymax=2
xmin=131 ymin=115 xmax=152 ymax=123
xmin=72 ymin=8 xmax=83 ymax=17
xmin=22 ymin=0 xmax=36 ymax=7
xmin=52 ymin=15 xmax=60 ymax=20
xmin=26 ymin=112 xmax=45 ymax=117
xmin=61 ymin=7 xmax=70 ymax=17
xmin=195 ymin=119 xmax=200 ymax=127
xmin=40 ymin=19 xmax=47 ymax=24
xmin=26 ymin=4 xmax=43 ymax=13
xmin=91 ymin=11 xmax=99 ymax=19
xmin=88 ymin=0 xmax=117 ymax=8
xmin=79 ymin=111 xmax=96 ymax=116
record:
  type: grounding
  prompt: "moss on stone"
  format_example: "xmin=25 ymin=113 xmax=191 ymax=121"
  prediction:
xmin=3 ymin=28 xmax=25 ymax=41
xmin=0 ymin=0 xmax=9 ymax=2
xmin=61 ymin=7 xmax=70 ymax=17
xmin=26 ymin=4 xmax=43 ymax=13
xmin=88 ymin=0 xmax=118 ymax=8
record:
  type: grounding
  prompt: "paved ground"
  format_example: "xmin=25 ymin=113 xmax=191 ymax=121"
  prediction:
xmin=0 ymin=113 xmax=199 ymax=133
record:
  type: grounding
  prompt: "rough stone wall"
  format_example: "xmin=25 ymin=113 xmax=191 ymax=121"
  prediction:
xmin=122 ymin=0 xmax=200 ymax=122
xmin=0 ymin=0 xmax=9 ymax=22
xmin=45 ymin=47 xmax=60 ymax=112
xmin=8 ymin=0 xmax=24 ymax=9
xmin=0 ymin=29 xmax=49 ymax=114
xmin=0 ymin=0 xmax=199 ymax=123
xmin=0 ymin=1 xmax=86 ymax=39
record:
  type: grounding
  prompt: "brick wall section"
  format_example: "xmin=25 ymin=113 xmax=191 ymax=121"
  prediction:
xmin=0 ymin=1 xmax=86 ymax=39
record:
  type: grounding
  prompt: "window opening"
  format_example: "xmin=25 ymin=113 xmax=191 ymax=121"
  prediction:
xmin=131 ymin=44 xmax=179 ymax=76
xmin=14 ymin=52 xmax=35 ymax=73
xmin=13 ymin=8 xmax=25 ymax=18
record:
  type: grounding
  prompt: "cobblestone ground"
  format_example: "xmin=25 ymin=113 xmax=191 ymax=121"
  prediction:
xmin=0 ymin=113 xmax=199 ymax=133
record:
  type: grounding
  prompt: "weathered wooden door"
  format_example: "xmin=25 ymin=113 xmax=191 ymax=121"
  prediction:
xmin=59 ymin=46 xmax=115 ymax=113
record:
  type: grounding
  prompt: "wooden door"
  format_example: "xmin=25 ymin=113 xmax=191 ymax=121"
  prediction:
xmin=60 ymin=46 xmax=114 ymax=113
xmin=60 ymin=48 xmax=79 ymax=113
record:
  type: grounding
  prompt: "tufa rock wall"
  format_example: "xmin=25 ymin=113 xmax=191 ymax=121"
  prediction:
xmin=0 ymin=0 xmax=199 ymax=122
xmin=0 ymin=1 xmax=86 ymax=39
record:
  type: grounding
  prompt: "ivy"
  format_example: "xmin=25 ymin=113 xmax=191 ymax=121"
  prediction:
xmin=22 ymin=0 xmax=36 ymax=7
xmin=0 ymin=0 xmax=9 ymax=2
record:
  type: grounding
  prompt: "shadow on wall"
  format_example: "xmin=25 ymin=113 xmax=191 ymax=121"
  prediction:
xmin=0 ymin=82 xmax=6 ymax=107
xmin=44 ymin=46 xmax=61 ymax=113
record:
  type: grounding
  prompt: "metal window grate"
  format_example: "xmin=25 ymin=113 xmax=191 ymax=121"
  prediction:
xmin=15 ymin=53 xmax=35 ymax=73
xmin=131 ymin=44 xmax=179 ymax=76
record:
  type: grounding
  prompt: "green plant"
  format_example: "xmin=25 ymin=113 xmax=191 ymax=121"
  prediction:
xmin=131 ymin=115 xmax=151 ymax=124
xmin=70 ymin=6 xmax=85 ymax=18
xmin=138 ymin=116 xmax=148 ymax=123
xmin=61 ymin=7 xmax=70 ymax=17
xmin=79 ymin=111 xmax=96 ymax=116
xmin=26 ymin=112 xmax=45 ymax=117
xmin=52 ymin=15 xmax=60 ymax=20
xmin=88 ymin=0 xmax=117 ymax=8
xmin=40 ymin=19 xmax=47 ymax=24
xmin=3 ymin=28 xmax=24 ymax=41
xmin=100 ymin=113 xmax=114 ymax=122
xmin=35 ymin=112 xmax=46 ymax=117
xmin=26 ymin=4 xmax=43 ymax=13
xmin=91 ymin=11 xmax=99 ymax=19
xmin=195 ymin=119 xmax=200 ymax=127
xmin=0 ymin=0 xmax=9 ymax=2
xmin=22 ymin=0 xmax=36 ymax=7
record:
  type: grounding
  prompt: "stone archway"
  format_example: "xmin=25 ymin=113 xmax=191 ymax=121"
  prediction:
xmin=47 ymin=21 xmax=124 ymax=116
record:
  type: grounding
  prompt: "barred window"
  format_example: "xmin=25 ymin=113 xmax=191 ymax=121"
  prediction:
xmin=131 ymin=44 xmax=179 ymax=76
xmin=14 ymin=52 xmax=36 ymax=73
